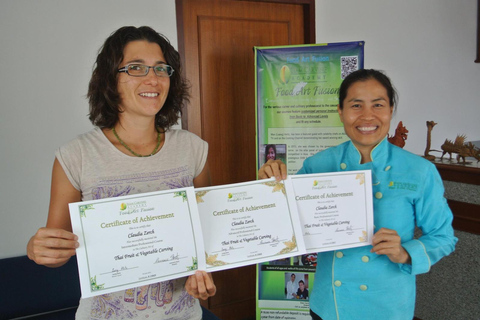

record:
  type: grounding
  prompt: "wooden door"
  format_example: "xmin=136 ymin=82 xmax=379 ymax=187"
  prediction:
xmin=176 ymin=1 xmax=315 ymax=318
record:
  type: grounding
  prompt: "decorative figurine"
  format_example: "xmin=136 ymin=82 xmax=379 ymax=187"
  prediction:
xmin=441 ymin=135 xmax=480 ymax=163
xmin=388 ymin=121 xmax=408 ymax=148
xmin=423 ymin=121 xmax=437 ymax=161
xmin=441 ymin=134 xmax=467 ymax=161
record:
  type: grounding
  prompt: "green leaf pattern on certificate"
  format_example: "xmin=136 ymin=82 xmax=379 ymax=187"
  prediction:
xmin=356 ymin=173 xmax=365 ymax=185
xmin=186 ymin=257 xmax=198 ymax=271
xmin=277 ymin=235 xmax=297 ymax=255
xmin=173 ymin=191 xmax=188 ymax=202
xmin=90 ymin=276 xmax=104 ymax=291
xmin=359 ymin=230 xmax=367 ymax=242
xmin=79 ymin=204 xmax=94 ymax=218
xmin=205 ymin=252 xmax=228 ymax=266
xmin=195 ymin=190 xmax=209 ymax=203
xmin=262 ymin=181 xmax=286 ymax=195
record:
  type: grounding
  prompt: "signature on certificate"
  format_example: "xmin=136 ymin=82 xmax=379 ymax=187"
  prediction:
xmin=154 ymin=253 xmax=180 ymax=264
xmin=102 ymin=266 xmax=138 ymax=275
xmin=335 ymin=225 xmax=357 ymax=233
xmin=259 ymin=236 xmax=280 ymax=244
xmin=112 ymin=266 xmax=129 ymax=273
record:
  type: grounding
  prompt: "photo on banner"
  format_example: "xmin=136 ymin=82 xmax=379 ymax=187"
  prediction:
xmin=255 ymin=41 xmax=365 ymax=319
xmin=257 ymin=255 xmax=317 ymax=320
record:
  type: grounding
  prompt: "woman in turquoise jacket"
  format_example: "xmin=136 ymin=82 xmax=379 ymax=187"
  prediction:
xmin=259 ymin=69 xmax=457 ymax=320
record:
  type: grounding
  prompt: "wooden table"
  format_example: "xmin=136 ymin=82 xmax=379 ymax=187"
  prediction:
xmin=433 ymin=159 xmax=480 ymax=235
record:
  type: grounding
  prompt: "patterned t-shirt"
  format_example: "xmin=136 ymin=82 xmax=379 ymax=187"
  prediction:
xmin=56 ymin=127 xmax=208 ymax=320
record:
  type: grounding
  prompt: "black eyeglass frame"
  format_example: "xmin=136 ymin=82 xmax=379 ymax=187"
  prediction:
xmin=117 ymin=63 xmax=175 ymax=77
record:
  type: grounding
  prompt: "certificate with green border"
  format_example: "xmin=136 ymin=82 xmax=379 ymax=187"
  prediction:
xmin=290 ymin=170 xmax=374 ymax=253
xmin=69 ymin=187 xmax=204 ymax=298
xmin=195 ymin=178 xmax=306 ymax=272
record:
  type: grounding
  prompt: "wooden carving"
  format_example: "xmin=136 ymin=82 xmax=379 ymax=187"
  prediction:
xmin=424 ymin=121 xmax=437 ymax=161
xmin=441 ymin=135 xmax=480 ymax=163
xmin=388 ymin=121 xmax=408 ymax=148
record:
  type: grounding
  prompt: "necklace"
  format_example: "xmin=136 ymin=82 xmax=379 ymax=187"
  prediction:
xmin=112 ymin=127 xmax=162 ymax=157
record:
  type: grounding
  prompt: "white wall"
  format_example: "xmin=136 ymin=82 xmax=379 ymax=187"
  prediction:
xmin=0 ymin=0 xmax=178 ymax=258
xmin=1 ymin=0 xmax=479 ymax=258
xmin=316 ymin=0 xmax=480 ymax=155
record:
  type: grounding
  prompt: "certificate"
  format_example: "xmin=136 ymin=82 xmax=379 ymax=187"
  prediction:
xmin=195 ymin=178 xmax=306 ymax=272
xmin=69 ymin=187 xmax=204 ymax=298
xmin=289 ymin=170 xmax=374 ymax=253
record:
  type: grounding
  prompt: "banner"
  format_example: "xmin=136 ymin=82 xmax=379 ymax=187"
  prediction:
xmin=255 ymin=41 xmax=365 ymax=319
xmin=256 ymin=41 xmax=364 ymax=174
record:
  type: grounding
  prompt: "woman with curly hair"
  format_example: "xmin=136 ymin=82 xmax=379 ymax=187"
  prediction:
xmin=27 ymin=26 xmax=217 ymax=320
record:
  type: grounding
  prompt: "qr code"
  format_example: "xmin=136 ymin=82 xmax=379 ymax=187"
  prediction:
xmin=341 ymin=56 xmax=359 ymax=79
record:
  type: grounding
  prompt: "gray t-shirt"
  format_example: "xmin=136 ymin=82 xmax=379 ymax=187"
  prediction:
xmin=56 ymin=127 xmax=207 ymax=320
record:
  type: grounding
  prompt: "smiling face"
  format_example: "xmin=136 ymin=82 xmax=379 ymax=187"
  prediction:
xmin=299 ymin=281 xmax=305 ymax=291
xmin=117 ymin=40 xmax=170 ymax=121
xmin=266 ymin=147 xmax=276 ymax=161
xmin=338 ymin=79 xmax=393 ymax=162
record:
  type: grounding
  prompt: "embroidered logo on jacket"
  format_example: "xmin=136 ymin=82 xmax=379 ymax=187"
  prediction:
xmin=388 ymin=181 xmax=418 ymax=191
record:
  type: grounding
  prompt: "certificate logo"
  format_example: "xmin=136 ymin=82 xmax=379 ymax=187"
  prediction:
xmin=119 ymin=201 xmax=153 ymax=215
xmin=227 ymin=191 xmax=252 ymax=202
xmin=312 ymin=180 xmax=332 ymax=190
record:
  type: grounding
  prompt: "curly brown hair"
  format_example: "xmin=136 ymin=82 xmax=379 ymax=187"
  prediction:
xmin=87 ymin=26 xmax=189 ymax=130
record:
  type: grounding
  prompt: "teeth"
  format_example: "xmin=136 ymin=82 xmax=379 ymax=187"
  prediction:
xmin=140 ymin=93 xmax=159 ymax=97
xmin=358 ymin=126 xmax=377 ymax=132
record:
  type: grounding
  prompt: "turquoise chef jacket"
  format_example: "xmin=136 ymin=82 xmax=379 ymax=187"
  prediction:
xmin=298 ymin=137 xmax=457 ymax=320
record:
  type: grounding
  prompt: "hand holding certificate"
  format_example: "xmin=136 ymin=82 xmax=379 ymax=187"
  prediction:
xmin=69 ymin=171 xmax=373 ymax=298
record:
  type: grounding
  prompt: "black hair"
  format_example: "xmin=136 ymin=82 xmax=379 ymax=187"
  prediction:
xmin=339 ymin=69 xmax=397 ymax=111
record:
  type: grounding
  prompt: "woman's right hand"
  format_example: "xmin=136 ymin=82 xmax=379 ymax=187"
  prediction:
xmin=258 ymin=159 xmax=287 ymax=181
xmin=27 ymin=227 xmax=79 ymax=267
xmin=28 ymin=159 xmax=82 ymax=267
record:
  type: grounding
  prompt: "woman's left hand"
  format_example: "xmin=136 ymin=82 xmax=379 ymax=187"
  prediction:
xmin=371 ymin=228 xmax=411 ymax=264
xmin=185 ymin=271 xmax=217 ymax=300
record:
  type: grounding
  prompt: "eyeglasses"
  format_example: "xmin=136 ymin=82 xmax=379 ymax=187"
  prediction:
xmin=117 ymin=63 xmax=175 ymax=77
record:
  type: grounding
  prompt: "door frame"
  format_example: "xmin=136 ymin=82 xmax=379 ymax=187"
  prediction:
xmin=175 ymin=0 xmax=316 ymax=132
